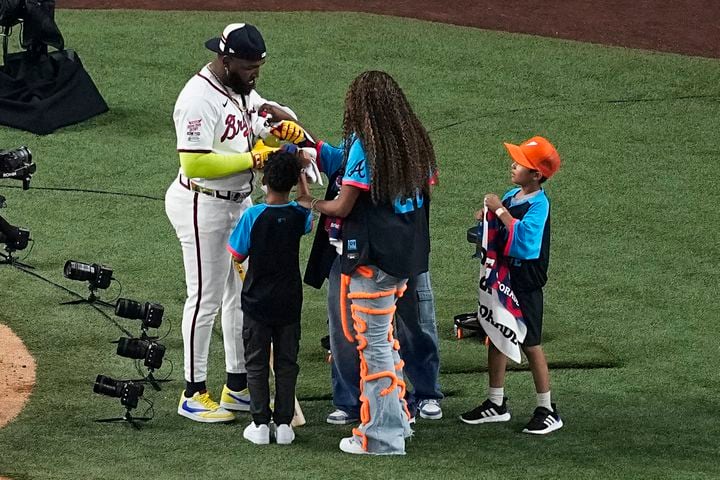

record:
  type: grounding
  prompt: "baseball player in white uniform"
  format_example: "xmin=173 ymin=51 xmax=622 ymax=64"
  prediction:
xmin=165 ymin=23 xmax=306 ymax=423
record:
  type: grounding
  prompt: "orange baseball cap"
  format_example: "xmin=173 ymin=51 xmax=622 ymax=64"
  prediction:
xmin=503 ymin=136 xmax=561 ymax=179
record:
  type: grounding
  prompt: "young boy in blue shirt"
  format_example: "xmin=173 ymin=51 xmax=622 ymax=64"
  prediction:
xmin=227 ymin=149 xmax=313 ymax=445
xmin=460 ymin=136 xmax=563 ymax=435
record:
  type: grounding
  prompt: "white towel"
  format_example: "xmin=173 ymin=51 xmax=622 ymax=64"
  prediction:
xmin=300 ymin=147 xmax=323 ymax=186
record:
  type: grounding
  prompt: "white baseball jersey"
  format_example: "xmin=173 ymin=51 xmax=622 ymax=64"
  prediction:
xmin=173 ymin=64 xmax=295 ymax=192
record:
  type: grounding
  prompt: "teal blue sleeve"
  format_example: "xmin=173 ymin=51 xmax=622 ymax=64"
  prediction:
xmin=505 ymin=196 xmax=549 ymax=260
xmin=291 ymin=203 xmax=314 ymax=234
xmin=304 ymin=209 xmax=314 ymax=234
xmin=342 ymin=139 xmax=370 ymax=190
xmin=227 ymin=206 xmax=266 ymax=260
xmin=318 ymin=141 xmax=345 ymax=176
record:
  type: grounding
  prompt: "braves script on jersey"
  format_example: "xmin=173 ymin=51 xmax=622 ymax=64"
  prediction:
xmin=173 ymin=64 xmax=276 ymax=192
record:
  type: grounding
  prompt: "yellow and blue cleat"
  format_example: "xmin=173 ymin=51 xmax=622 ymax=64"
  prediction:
xmin=220 ymin=384 xmax=251 ymax=412
xmin=177 ymin=391 xmax=235 ymax=423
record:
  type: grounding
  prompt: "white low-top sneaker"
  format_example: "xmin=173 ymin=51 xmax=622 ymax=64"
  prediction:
xmin=275 ymin=424 xmax=295 ymax=445
xmin=339 ymin=437 xmax=368 ymax=455
xmin=418 ymin=399 xmax=443 ymax=420
xmin=243 ymin=422 xmax=270 ymax=445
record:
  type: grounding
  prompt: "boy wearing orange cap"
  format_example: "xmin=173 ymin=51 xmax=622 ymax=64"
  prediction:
xmin=460 ymin=136 xmax=563 ymax=435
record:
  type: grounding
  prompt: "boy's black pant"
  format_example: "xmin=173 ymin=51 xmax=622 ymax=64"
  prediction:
xmin=242 ymin=314 xmax=301 ymax=426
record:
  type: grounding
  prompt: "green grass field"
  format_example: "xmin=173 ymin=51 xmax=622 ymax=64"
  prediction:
xmin=1 ymin=9 xmax=719 ymax=479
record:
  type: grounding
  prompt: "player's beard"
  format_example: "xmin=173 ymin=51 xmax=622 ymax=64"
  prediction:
xmin=227 ymin=72 xmax=254 ymax=96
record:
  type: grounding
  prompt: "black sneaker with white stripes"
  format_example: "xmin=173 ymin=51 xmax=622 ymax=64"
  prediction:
xmin=460 ymin=398 xmax=511 ymax=424
xmin=522 ymin=403 xmax=563 ymax=434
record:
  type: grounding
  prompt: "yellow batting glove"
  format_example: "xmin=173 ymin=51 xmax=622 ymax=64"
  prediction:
xmin=251 ymin=140 xmax=279 ymax=169
xmin=270 ymin=120 xmax=306 ymax=144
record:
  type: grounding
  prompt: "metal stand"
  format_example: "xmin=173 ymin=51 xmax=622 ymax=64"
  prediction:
xmin=132 ymin=371 xmax=171 ymax=392
xmin=60 ymin=285 xmax=114 ymax=308
xmin=0 ymin=249 xmax=33 ymax=269
xmin=96 ymin=408 xmax=150 ymax=430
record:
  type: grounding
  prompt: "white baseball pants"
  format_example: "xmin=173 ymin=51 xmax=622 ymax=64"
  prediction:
xmin=165 ymin=178 xmax=250 ymax=383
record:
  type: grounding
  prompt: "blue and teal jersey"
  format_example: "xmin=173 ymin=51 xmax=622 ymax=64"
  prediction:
xmin=501 ymin=187 xmax=551 ymax=291
xmin=501 ymin=187 xmax=550 ymax=260
xmin=227 ymin=201 xmax=313 ymax=324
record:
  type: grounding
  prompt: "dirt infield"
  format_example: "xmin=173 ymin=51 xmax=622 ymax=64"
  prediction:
xmin=60 ymin=0 xmax=720 ymax=58
xmin=0 ymin=324 xmax=36 ymax=429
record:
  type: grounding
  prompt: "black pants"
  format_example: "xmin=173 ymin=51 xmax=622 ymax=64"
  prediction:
xmin=243 ymin=314 xmax=301 ymax=425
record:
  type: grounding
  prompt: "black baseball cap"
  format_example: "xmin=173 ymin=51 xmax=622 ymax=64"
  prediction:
xmin=205 ymin=23 xmax=267 ymax=61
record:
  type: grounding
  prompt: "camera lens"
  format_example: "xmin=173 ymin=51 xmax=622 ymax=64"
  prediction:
xmin=64 ymin=261 xmax=112 ymax=289
xmin=14 ymin=146 xmax=31 ymax=164
xmin=115 ymin=298 xmax=164 ymax=329
xmin=64 ymin=260 xmax=94 ymax=281
xmin=116 ymin=337 xmax=148 ymax=360
xmin=115 ymin=298 xmax=143 ymax=319
xmin=93 ymin=374 xmax=122 ymax=397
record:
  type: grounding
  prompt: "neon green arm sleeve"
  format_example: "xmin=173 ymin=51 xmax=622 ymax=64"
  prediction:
xmin=179 ymin=151 xmax=254 ymax=179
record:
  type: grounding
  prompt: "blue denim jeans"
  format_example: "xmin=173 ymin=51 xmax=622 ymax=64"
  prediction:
xmin=347 ymin=265 xmax=411 ymax=454
xmin=394 ymin=270 xmax=443 ymax=412
xmin=328 ymin=257 xmax=361 ymax=415
xmin=328 ymin=258 xmax=442 ymax=418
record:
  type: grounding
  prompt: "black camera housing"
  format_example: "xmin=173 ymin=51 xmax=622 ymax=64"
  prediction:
xmin=116 ymin=337 xmax=166 ymax=370
xmin=10 ymin=227 xmax=30 ymax=250
xmin=93 ymin=375 xmax=144 ymax=409
xmin=0 ymin=146 xmax=36 ymax=190
xmin=0 ymin=224 xmax=30 ymax=251
xmin=115 ymin=298 xmax=164 ymax=329
xmin=63 ymin=260 xmax=112 ymax=289
xmin=467 ymin=223 xmax=485 ymax=259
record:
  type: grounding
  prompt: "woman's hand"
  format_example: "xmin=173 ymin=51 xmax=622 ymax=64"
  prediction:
xmin=296 ymin=194 xmax=313 ymax=210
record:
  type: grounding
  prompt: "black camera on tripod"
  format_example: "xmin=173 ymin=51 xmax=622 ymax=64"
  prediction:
xmin=0 ymin=146 xmax=36 ymax=190
xmin=0 ymin=146 xmax=34 ymax=257
xmin=93 ymin=375 xmax=144 ymax=410
xmin=116 ymin=337 xmax=166 ymax=370
xmin=0 ymin=221 xmax=29 ymax=251
xmin=64 ymin=260 xmax=113 ymax=290
xmin=115 ymin=298 xmax=164 ymax=329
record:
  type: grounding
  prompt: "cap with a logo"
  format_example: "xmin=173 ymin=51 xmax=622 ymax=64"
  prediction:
xmin=205 ymin=23 xmax=266 ymax=61
xmin=503 ymin=136 xmax=561 ymax=179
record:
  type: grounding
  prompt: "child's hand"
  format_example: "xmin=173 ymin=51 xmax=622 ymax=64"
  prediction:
xmin=298 ymin=149 xmax=313 ymax=168
xmin=484 ymin=194 xmax=502 ymax=211
xmin=475 ymin=209 xmax=485 ymax=221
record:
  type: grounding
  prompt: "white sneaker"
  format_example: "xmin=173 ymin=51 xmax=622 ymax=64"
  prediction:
xmin=339 ymin=436 xmax=368 ymax=455
xmin=243 ymin=422 xmax=270 ymax=445
xmin=326 ymin=409 xmax=359 ymax=425
xmin=177 ymin=391 xmax=235 ymax=423
xmin=418 ymin=399 xmax=443 ymax=420
xmin=275 ymin=424 xmax=295 ymax=445
xmin=220 ymin=384 xmax=251 ymax=412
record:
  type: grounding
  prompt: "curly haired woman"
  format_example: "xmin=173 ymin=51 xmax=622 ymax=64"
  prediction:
xmin=298 ymin=70 xmax=437 ymax=455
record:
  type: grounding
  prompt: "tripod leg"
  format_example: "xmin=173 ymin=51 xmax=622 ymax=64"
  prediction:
xmin=61 ymin=299 xmax=89 ymax=305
